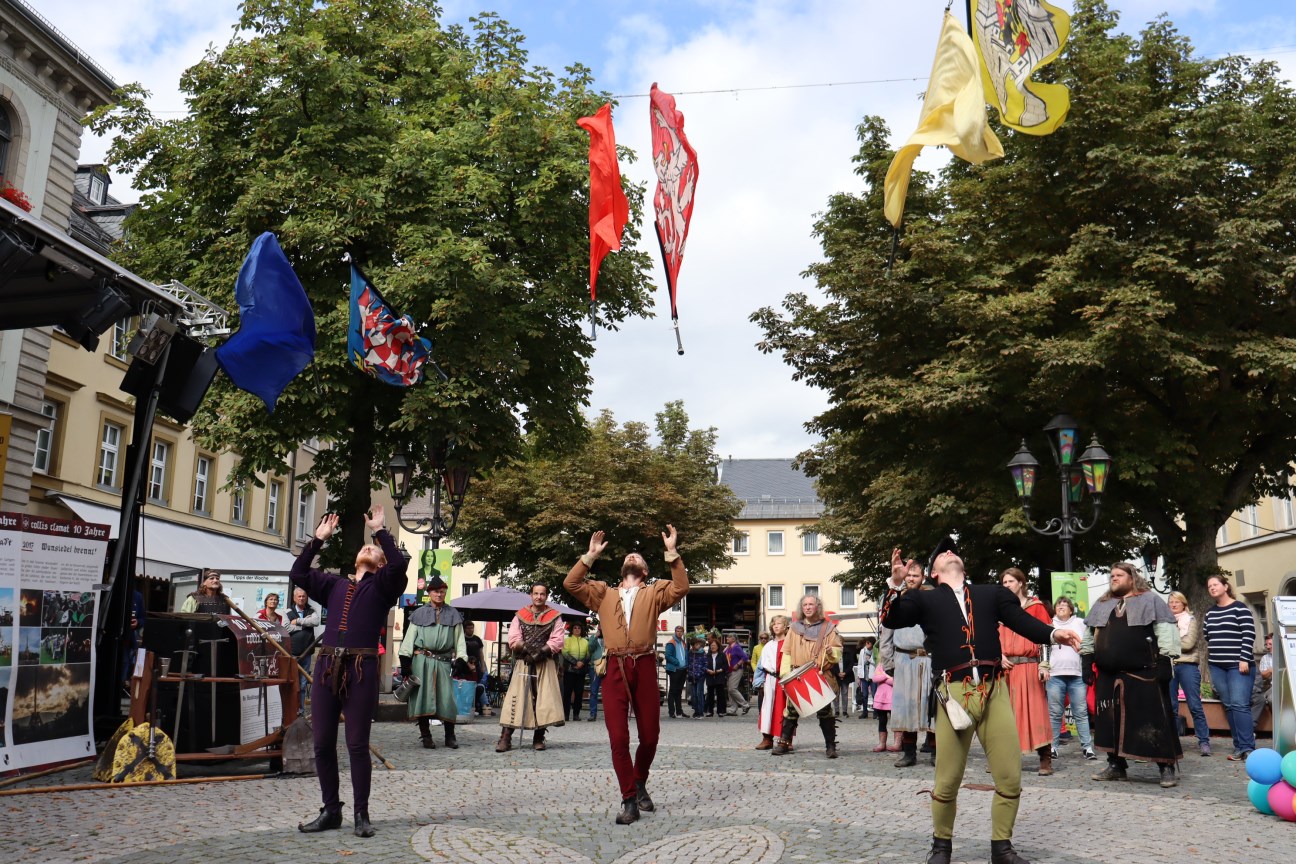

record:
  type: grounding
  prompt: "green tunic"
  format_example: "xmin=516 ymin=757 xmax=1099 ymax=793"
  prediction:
xmin=398 ymin=603 xmax=467 ymax=722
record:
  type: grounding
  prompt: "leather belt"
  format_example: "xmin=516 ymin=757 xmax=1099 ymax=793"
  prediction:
xmin=318 ymin=646 xmax=379 ymax=658
xmin=943 ymin=660 xmax=1003 ymax=682
xmin=1004 ymin=655 xmax=1038 ymax=664
xmin=414 ymin=649 xmax=453 ymax=660
xmin=606 ymin=644 xmax=655 ymax=659
xmin=896 ymin=647 xmax=928 ymax=657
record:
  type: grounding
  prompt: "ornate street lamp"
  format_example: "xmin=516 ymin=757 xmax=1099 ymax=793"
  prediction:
xmin=1006 ymin=414 xmax=1113 ymax=572
xmin=387 ymin=442 xmax=472 ymax=549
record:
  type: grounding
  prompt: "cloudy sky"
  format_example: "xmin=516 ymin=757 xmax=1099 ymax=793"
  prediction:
xmin=34 ymin=0 xmax=1296 ymax=460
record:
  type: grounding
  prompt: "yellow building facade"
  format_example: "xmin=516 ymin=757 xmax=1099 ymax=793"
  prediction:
xmin=1214 ymin=495 xmax=1296 ymax=637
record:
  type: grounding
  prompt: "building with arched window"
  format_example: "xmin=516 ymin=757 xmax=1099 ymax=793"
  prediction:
xmin=0 ymin=0 xmax=118 ymax=513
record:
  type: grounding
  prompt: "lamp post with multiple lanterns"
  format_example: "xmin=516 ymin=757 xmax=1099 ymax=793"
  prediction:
xmin=1005 ymin=413 xmax=1113 ymax=573
xmin=386 ymin=443 xmax=472 ymax=549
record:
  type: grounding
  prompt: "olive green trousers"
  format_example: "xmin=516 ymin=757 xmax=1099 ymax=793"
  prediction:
xmin=931 ymin=677 xmax=1022 ymax=841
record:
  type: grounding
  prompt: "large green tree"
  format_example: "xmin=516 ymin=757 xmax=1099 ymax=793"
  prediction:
xmin=453 ymin=402 xmax=742 ymax=604
xmin=90 ymin=0 xmax=656 ymax=556
xmin=753 ymin=0 xmax=1296 ymax=604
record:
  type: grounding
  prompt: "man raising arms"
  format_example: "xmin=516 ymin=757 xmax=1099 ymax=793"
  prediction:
xmin=564 ymin=526 xmax=690 ymax=825
xmin=292 ymin=505 xmax=408 ymax=838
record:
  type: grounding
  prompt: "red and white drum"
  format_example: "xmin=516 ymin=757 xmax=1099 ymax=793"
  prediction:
xmin=780 ymin=661 xmax=835 ymax=716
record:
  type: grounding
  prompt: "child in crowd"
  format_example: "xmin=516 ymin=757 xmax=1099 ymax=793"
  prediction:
xmin=871 ymin=664 xmax=894 ymax=752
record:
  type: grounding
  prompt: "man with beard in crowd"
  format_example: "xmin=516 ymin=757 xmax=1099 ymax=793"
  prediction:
xmin=1083 ymin=561 xmax=1182 ymax=788
xmin=882 ymin=557 xmax=936 ymax=767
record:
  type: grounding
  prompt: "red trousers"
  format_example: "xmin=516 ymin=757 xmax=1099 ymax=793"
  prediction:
xmin=600 ymin=653 xmax=661 ymax=799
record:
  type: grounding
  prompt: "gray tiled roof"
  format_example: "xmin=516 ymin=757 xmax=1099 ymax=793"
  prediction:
xmin=717 ymin=458 xmax=823 ymax=520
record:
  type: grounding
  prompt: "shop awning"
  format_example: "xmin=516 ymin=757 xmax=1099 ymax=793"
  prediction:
xmin=49 ymin=494 xmax=295 ymax=575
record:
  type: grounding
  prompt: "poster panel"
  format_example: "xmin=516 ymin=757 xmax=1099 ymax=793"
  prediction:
xmin=417 ymin=549 xmax=454 ymax=602
xmin=1 ymin=512 xmax=109 ymax=770
xmin=1050 ymin=571 xmax=1091 ymax=617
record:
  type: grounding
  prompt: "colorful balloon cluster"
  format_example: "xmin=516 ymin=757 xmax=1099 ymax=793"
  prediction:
xmin=1246 ymin=748 xmax=1296 ymax=821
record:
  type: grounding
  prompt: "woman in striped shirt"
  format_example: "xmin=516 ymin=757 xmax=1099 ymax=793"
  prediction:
xmin=1203 ymin=575 xmax=1257 ymax=759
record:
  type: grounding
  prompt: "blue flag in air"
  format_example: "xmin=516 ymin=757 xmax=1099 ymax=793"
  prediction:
xmin=215 ymin=232 xmax=316 ymax=412
xmin=347 ymin=265 xmax=431 ymax=387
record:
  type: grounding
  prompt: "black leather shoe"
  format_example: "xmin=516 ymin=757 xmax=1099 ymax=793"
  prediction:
xmin=444 ymin=727 xmax=459 ymax=750
xmin=298 ymin=806 xmax=343 ymax=832
xmin=635 ymin=782 xmax=655 ymax=812
xmin=1159 ymin=763 xmax=1178 ymax=788
xmin=420 ymin=735 xmax=436 ymax=749
xmin=353 ymin=808 xmax=375 ymax=838
xmin=894 ymin=749 xmax=918 ymax=767
xmin=926 ymin=836 xmax=952 ymax=864
xmin=989 ymin=839 xmax=1031 ymax=864
xmin=615 ymin=797 xmax=640 ymax=825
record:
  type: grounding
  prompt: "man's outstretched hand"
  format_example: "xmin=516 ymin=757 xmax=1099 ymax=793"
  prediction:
xmin=588 ymin=530 xmax=609 ymax=559
xmin=1052 ymin=628 xmax=1082 ymax=650
xmin=662 ymin=524 xmax=678 ymax=552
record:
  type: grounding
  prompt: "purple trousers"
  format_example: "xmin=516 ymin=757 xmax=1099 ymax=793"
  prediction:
xmin=311 ymin=654 xmax=380 ymax=812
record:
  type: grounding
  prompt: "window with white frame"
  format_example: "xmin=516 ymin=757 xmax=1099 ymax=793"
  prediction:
xmin=732 ymin=532 xmax=749 ymax=554
xmin=147 ymin=440 xmax=170 ymax=503
xmin=267 ymin=481 xmax=283 ymax=532
xmin=110 ymin=318 xmax=132 ymax=361
xmin=89 ymin=173 xmax=106 ymax=205
xmin=231 ymin=482 xmax=247 ymax=524
xmin=802 ymin=531 xmax=820 ymax=554
xmin=768 ymin=585 xmax=784 ymax=608
xmin=296 ymin=486 xmax=315 ymax=541
xmin=1284 ymin=496 xmax=1295 ymax=530
xmin=767 ymin=531 xmax=784 ymax=555
xmin=1217 ymin=524 xmax=1229 ymax=546
xmin=98 ymin=422 xmax=123 ymax=488
xmin=32 ymin=401 xmax=58 ymax=473
xmin=193 ymin=456 xmax=211 ymax=514
xmin=1244 ymin=505 xmax=1259 ymax=538
xmin=462 ymin=584 xmax=478 ymax=597
xmin=802 ymin=584 xmax=820 ymax=598
xmin=840 ymin=585 xmax=857 ymax=607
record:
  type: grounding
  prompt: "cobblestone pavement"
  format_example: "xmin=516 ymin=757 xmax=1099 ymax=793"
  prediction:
xmin=1 ymin=708 xmax=1289 ymax=864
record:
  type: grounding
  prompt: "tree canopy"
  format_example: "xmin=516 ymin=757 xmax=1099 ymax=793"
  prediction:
xmin=752 ymin=0 xmax=1296 ymax=603
xmin=452 ymin=402 xmax=742 ymax=604
xmin=90 ymin=0 xmax=657 ymax=555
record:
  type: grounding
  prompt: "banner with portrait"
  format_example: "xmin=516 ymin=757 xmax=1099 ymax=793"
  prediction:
xmin=1050 ymin=571 xmax=1091 ymax=617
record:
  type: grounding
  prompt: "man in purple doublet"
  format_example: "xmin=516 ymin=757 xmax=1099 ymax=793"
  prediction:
xmin=292 ymin=504 xmax=408 ymax=838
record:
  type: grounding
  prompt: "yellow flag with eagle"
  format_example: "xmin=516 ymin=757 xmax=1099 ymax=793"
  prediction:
xmin=971 ymin=0 xmax=1072 ymax=135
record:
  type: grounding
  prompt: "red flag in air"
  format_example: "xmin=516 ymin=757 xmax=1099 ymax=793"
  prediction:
xmin=649 ymin=83 xmax=699 ymax=353
xmin=577 ymin=104 xmax=630 ymax=304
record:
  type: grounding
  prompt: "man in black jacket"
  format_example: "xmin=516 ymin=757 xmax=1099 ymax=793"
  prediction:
xmin=882 ymin=550 xmax=1081 ymax=864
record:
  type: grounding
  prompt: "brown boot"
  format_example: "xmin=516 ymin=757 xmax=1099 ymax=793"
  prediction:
xmin=533 ymin=728 xmax=547 ymax=751
xmin=496 ymin=727 xmax=513 ymax=752
xmin=1037 ymin=744 xmax=1054 ymax=776
xmin=755 ymin=734 xmax=774 ymax=750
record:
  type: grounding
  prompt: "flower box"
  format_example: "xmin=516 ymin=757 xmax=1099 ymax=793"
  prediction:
xmin=1179 ymin=698 xmax=1272 ymax=735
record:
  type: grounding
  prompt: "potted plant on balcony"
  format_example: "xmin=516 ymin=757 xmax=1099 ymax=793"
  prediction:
xmin=0 ymin=182 xmax=33 ymax=212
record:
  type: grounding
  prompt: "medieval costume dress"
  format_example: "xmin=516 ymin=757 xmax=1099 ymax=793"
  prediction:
xmin=1083 ymin=591 xmax=1182 ymax=782
xmin=999 ymin=597 xmax=1054 ymax=766
xmin=881 ymin=586 xmax=935 ymax=766
xmin=756 ymin=635 xmax=790 ymax=745
xmin=775 ymin=618 xmax=843 ymax=757
xmin=497 ymin=605 xmax=565 ymax=750
xmin=398 ymin=600 xmax=466 ymax=748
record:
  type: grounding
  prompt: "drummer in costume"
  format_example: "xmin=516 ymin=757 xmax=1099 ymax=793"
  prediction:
xmin=754 ymin=614 xmax=794 ymax=750
xmin=398 ymin=574 xmax=466 ymax=749
xmin=496 ymin=583 xmax=566 ymax=752
xmin=881 ymin=549 xmax=1081 ymax=864
xmin=564 ymin=526 xmax=690 ymax=825
xmin=772 ymin=594 xmax=844 ymax=758
xmin=292 ymin=506 xmax=408 ymax=838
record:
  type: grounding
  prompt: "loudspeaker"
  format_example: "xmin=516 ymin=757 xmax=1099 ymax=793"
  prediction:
xmin=62 ymin=281 xmax=132 ymax=351
xmin=120 ymin=331 xmax=219 ymax=424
